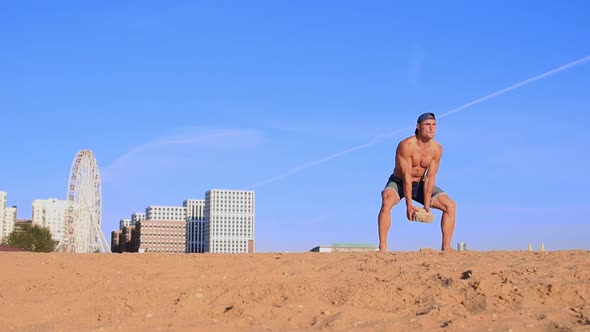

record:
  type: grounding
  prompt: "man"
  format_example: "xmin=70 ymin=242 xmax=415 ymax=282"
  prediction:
xmin=378 ymin=112 xmax=456 ymax=252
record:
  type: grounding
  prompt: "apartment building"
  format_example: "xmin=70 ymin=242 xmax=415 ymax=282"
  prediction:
xmin=0 ymin=191 xmax=6 ymax=241
xmin=204 ymin=189 xmax=255 ymax=253
xmin=131 ymin=212 xmax=145 ymax=224
xmin=114 ymin=190 xmax=256 ymax=254
xmin=119 ymin=218 xmax=133 ymax=229
xmin=145 ymin=206 xmax=186 ymax=221
xmin=3 ymin=206 xmax=17 ymax=240
xmin=111 ymin=230 xmax=122 ymax=252
xmin=32 ymin=198 xmax=67 ymax=243
xmin=136 ymin=220 xmax=186 ymax=253
xmin=185 ymin=199 xmax=205 ymax=253
xmin=129 ymin=205 xmax=187 ymax=253
xmin=120 ymin=225 xmax=136 ymax=251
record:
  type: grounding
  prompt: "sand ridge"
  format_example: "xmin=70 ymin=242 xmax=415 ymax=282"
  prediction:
xmin=1 ymin=250 xmax=589 ymax=331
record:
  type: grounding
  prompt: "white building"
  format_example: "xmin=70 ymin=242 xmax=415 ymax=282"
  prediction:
xmin=145 ymin=206 xmax=186 ymax=221
xmin=119 ymin=218 xmax=133 ymax=230
xmin=204 ymin=189 xmax=255 ymax=253
xmin=185 ymin=199 xmax=205 ymax=253
xmin=131 ymin=212 xmax=146 ymax=224
xmin=3 ymin=206 xmax=17 ymax=239
xmin=0 ymin=191 xmax=6 ymax=241
xmin=32 ymin=198 xmax=67 ymax=243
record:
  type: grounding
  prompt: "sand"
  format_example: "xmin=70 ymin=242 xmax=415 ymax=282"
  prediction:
xmin=1 ymin=250 xmax=589 ymax=332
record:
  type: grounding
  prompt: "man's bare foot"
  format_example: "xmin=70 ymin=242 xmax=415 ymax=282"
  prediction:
xmin=379 ymin=245 xmax=387 ymax=253
xmin=441 ymin=246 xmax=456 ymax=251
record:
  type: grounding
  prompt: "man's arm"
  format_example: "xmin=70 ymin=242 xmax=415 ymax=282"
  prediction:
xmin=395 ymin=140 xmax=418 ymax=219
xmin=423 ymin=144 xmax=443 ymax=211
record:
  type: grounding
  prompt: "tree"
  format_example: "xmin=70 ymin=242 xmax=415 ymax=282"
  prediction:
xmin=6 ymin=224 xmax=55 ymax=252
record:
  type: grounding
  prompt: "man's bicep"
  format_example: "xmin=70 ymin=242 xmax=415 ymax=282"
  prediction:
xmin=395 ymin=143 xmax=412 ymax=172
xmin=428 ymin=146 xmax=443 ymax=176
xmin=428 ymin=159 xmax=441 ymax=177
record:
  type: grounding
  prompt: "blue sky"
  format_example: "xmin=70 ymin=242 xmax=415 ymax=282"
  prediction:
xmin=1 ymin=1 xmax=589 ymax=252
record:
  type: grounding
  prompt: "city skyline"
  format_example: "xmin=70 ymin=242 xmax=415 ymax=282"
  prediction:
xmin=2 ymin=2 xmax=589 ymax=252
xmin=111 ymin=189 xmax=255 ymax=254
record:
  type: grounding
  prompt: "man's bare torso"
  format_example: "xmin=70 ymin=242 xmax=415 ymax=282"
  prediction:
xmin=393 ymin=136 xmax=441 ymax=182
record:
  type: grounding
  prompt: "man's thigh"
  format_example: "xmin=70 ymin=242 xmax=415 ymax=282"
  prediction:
xmin=382 ymin=188 xmax=401 ymax=206
xmin=383 ymin=176 xmax=404 ymax=201
xmin=431 ymin=192 xmax=451 ymax=210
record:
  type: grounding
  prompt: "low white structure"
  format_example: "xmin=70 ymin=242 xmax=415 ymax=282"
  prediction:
xmin=310 ymin=243 xmax=378 ymax=253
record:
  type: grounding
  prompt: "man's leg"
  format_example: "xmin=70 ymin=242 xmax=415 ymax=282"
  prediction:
xmin=431 ymin=194 xmax=457 ymax=251
xmin=378 ymin=188 xmax=400 ymax=252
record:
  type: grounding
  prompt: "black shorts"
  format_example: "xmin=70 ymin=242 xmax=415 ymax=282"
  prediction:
xmin=384 ymin=174 xmax=445 ymax=206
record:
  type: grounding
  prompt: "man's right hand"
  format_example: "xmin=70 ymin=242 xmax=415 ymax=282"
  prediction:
xmin=406 ymin=204 xmax=420 ymax=221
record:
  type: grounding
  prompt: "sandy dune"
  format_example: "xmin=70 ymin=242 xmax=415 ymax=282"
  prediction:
xmin=1 ymin=250 xmax=589 ymax=331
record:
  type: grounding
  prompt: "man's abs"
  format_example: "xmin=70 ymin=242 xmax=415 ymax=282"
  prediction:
xmin=393 ymin=166 xmax=427 ymax=182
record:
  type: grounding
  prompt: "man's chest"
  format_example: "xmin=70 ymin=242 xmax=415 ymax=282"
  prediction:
xmin=410 ymin=148 xmax=435 ymax=168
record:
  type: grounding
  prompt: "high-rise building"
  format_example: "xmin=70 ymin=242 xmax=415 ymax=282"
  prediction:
xmin=133 ymin=205 xmax=187 ymax=253
xmin=32 ymin=198 xmax=67 ymax=243
xmin=204 ymin=189 xmax=255 ymax=253
xmin=0 ymin=191 xmax=6 ymax=241
xmin=119 ymin=218 xmax=132 ymax=230
xmin=3 ymin=206 xmax=17 ymax=239
xmin=125 ymin=213 xmax=145 ymax=253
xmin=111 ymin=230 xmax=122 ymax=252
xmin=185 ymin=199 xmax=205 ymax=253
xmin=136 ymin=220 xmax=186 ymax=253
xmin=131 ymin=212 xmax=145 ymax=224
xmin=112 ymin=189 xmax=256 ymax=254
xmin=145 ymin=206 xmax=186 ymax=221
xmin=120 ymin=225 xmax=134 ymax=248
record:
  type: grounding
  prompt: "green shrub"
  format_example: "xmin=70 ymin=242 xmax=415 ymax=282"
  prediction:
xmin=6 ymin=224 xmax=55 ymax=252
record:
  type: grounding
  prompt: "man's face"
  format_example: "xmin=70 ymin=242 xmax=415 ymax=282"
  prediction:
xmin=417 ymin=119 xmax=436 ymax=138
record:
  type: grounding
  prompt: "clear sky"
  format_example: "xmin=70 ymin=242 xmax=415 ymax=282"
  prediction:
xmin=1 ymin=1 xmax=589 ymax=252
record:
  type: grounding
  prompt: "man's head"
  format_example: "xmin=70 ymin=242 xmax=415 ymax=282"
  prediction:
xmin=415 ymin=112 xmax=436 ymax=137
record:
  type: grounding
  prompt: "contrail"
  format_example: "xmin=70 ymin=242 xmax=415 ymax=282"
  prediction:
xmin=247 ymin=55 xmax=590 ymax=189
xmin=247 ymin=142 xmax=374 ymax=189
xmin=437 ymin=55 xmax=590 ymax=118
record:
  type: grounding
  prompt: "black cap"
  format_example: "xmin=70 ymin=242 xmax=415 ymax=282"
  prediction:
xmin=415 ymin=112 xmax=435 ymax=135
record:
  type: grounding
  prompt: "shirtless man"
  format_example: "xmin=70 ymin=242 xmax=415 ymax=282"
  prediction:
xmin=378 ymin=112 xmax=456 ymax=252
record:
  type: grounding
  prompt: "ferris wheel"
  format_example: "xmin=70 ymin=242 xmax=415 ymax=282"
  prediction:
xmin=56 ymin=149 xmax=110 ymax=253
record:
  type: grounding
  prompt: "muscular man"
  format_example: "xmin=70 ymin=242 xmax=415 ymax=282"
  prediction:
xmin=378 ymin=112 xmax=457 ymax=252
